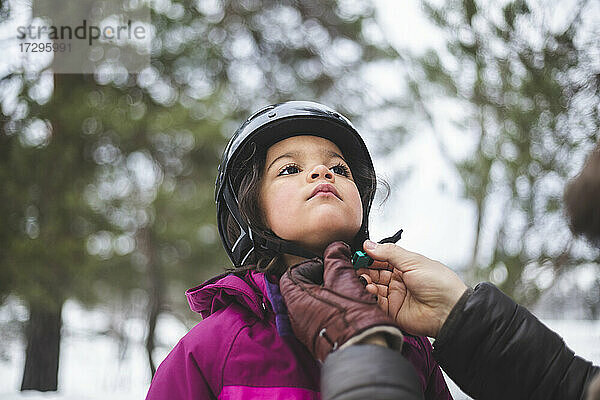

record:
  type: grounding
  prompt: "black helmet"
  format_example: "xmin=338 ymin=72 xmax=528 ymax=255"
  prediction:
xmin=216 ymin=100 xmax=376 ymax=266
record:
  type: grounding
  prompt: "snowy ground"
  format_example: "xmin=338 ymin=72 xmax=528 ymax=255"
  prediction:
xmin=1 ymin=300 xmax=599 ymax=400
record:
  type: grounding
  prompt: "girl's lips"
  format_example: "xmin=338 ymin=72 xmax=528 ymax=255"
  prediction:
xmin=309 ymin=183 xmax=341 ymax=200
xmin=312 ymin=192 xmax=337 ymax=198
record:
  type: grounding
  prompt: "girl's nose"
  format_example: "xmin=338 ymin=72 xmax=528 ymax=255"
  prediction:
xmin=308 ymin=164 xmax=334 ymax=181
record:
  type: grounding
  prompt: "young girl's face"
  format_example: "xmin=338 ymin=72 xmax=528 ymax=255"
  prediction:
xmin=259 ymin=135 xmax=363 ymax=256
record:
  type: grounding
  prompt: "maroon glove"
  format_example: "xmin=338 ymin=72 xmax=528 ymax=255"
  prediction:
xmin=279 ymin=241 xmax=404 ymax=362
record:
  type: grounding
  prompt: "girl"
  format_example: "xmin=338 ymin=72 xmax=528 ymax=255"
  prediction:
xmin=146 ymin=101 xmax=452 ymax=399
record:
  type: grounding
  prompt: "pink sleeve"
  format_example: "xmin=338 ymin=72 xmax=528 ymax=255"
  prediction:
xmin=146 ymin=341 xmax=216 ymax=400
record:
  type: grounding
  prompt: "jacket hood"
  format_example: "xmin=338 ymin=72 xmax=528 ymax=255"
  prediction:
xmin=186 ymin=271 xmax=266 ymax=320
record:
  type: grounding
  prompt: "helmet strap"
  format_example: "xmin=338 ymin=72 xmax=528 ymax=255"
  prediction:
xmin=250 ymin=228 xmax=321 ymax=261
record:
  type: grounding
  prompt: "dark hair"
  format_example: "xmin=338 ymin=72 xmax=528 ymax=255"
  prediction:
xmin=564 ymin=142 xmax=600 ymax=246
xmin=225 ymin=139 xmax=389 ymax=277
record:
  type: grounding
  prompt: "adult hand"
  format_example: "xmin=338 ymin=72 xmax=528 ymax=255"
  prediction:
xmin=357 ymin=240 xmax=468 ymax=338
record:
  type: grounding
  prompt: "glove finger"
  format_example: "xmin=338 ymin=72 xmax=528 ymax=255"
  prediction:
xmin=323 ymin=243 xmax=373 ymax=300
xmin=291 ymin=259 xmax=324 ymax=286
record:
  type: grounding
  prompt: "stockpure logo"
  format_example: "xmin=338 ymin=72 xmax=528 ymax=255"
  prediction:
xmin=18 ymin=0 xmax=150 ymax=74
xmin=17 ymin=20 xmax=147 ymax=46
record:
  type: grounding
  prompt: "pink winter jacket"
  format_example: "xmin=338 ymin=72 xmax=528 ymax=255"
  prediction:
xmin=145 ymin=270 xmax=452 ymax=399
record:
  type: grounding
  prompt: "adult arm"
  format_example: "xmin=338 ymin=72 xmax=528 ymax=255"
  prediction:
xmin=433 ymin=282 xmax=600 ymax=400
xmin=322 ymin=343 xmax=423 ymax=400
xmin=359 ymin=241 xmax=600 ymax=400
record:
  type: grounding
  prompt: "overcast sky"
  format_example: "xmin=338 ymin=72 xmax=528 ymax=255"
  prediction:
xmin=368 ymin=0 xmax=476 ymax=270
xmin=368 ymin=0 xmax=599 ymax=277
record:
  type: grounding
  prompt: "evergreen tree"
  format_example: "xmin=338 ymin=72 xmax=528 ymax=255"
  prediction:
xmin=408 ymin=0 xmax=599 ymax=304
xmin=1 ymin=0 xmax=402 ymax=389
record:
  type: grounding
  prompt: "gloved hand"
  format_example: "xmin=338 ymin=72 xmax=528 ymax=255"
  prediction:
xmin=279 ymin=241 xmax=404 ymax=362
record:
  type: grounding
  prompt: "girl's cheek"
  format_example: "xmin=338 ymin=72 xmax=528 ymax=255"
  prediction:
xmin=263 ymin=182 xmax=295 ymax=221
xmin=349 ymin=185 xmax=363 ymax=223
xmin=273 ymin=183 xmax=295 ymax=204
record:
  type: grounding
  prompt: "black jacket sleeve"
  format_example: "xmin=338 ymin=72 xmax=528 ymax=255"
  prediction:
xmin=322 ymin=344 xmax=424 ymax=400
xmin=432 ymin=282 xmax=600 ymax=400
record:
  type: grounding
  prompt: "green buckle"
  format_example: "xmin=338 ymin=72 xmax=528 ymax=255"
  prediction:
xmin=352 ymin=251 xmax=374 ymax=270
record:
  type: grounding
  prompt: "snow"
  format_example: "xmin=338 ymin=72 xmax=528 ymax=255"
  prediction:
xmin=1 ymin=300 xmax=599 ymax=399
xmin=0 ymin=301 xmax=152 ymax=399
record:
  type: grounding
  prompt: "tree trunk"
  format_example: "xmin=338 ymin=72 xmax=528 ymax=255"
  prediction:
xmin=138 ymin=227 xmax=163 ymax=377
xmin=468 ymin=198 xmax=484 ymax=272
xmin=20 ymin=302 xmax=63 ymax=391
xmin=146 ymin=273 xmax=161 ymax=378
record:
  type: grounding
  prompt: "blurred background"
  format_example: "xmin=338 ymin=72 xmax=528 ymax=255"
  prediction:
xmin=0 ymin=0 xmax=599 ymax=398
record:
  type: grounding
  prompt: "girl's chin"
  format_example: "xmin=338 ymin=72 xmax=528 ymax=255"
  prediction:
xmin=292 ymin=229 xmax=359 ymax=253
xmin=272 ymin=215 xmax=361 ymax=251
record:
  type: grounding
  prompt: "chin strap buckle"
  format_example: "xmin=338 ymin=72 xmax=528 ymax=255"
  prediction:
xmin=352 ymin=228 xmax=403 ymax=269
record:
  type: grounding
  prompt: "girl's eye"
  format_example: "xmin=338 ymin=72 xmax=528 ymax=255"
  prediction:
xmin=278 ymin=164 xmax=301 ymax=176
xmin=331 ymin=163 xmax=350 ymax=177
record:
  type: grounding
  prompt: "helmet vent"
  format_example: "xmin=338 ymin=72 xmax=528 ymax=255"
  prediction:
xmin=247 ymin=104 xmax=276 ymax=122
